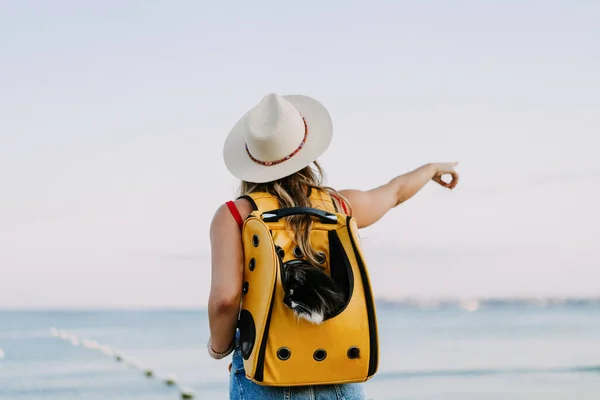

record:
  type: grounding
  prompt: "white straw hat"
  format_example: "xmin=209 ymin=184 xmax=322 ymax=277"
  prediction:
xmin=223 ymin=93 xmax=333 ymax=183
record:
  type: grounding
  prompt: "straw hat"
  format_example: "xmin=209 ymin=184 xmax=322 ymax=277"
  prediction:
xmin=223 ymin=93 xmax=333 ymax=183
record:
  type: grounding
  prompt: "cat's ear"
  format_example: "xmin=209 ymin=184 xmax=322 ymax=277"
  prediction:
xmin=282 ymin=265 xmax=290 ymax=282
xmin=293 ymin=267 xmax=307 ymax=285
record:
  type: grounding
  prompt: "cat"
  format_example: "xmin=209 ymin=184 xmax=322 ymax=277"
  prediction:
xmin=281 ymin=260 xmax=345 ymax=324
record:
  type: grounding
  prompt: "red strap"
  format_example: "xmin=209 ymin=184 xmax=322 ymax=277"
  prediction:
xmin=225 ymin=201 xmax=243 ymax=229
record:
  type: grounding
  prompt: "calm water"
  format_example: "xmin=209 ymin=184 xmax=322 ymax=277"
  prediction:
xmin=1 ymin=305 xmax=600 ymax=400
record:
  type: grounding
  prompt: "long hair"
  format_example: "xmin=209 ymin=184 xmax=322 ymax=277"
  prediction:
xmin=240 ymin=161 xmax=351 ymax=267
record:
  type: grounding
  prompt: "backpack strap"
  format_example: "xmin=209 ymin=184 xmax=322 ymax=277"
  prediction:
xmin=238 ymin=192 xmax=280 ymax=213
xmin=330 ymin=193 xmax=350 ymax=215
xmin=237 ymin=195 xmax=258 ymax=211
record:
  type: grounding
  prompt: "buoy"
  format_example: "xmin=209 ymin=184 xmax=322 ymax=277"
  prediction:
xmin=164 ymin=373 xmax=178 ymax=386
xmin=0 ymin=348 xmax=5 ymax=359
xmin=50 ymin=327 xmax=59 ymax=337
xmin=69 ymin=337 xmax=80 ymax=346
xmin=181 ymin=388 xmax=195 ymax=399
xmin=144 ymin=369 xmax=154 ymax=378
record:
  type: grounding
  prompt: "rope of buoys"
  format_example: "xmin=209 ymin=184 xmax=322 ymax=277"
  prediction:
xmin=50 ymin=327 xmax=195 ymax=399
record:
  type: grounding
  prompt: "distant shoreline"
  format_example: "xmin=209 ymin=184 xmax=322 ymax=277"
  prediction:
xmin=2 ymin=296 xmax=600 ymax=312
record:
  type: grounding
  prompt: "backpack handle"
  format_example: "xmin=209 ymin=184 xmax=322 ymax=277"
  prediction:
xmin=261 ymin=207 xmax=338 ymax=224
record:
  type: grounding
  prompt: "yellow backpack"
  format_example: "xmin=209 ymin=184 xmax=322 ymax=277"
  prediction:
xmin=236 ymin=188 xmax=379 ymax=387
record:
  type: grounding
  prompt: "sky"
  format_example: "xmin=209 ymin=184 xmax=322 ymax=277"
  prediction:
xmin=1 ymin=0 xmax=599 ymax=308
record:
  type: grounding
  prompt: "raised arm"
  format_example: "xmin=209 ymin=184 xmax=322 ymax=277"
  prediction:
xmin=339 ymin=162 xmax=459 ymax=229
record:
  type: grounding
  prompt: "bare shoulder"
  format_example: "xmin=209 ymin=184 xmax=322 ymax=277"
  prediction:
xmin=209 ymin=198 xmax=254 ymax=236
xmin=233 ymin=197 xmax=255 ymax=220
xmin=330 ymin=189 xmax=354 ymax=216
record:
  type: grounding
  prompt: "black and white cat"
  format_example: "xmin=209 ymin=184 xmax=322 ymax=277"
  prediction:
xmin=281 ymin=260 xmax=345 ymax=324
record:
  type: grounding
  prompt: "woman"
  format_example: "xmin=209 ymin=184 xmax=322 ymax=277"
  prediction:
xmin=207 ymin=93 xmax=459 ymax=400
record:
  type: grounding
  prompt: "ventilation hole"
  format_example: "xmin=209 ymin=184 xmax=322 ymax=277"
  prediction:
xmin=277 ymin=347 xmax=291 ymax=360
xmin=252 ymin=234 xmax=259 ymax=247
xmin=248 ymin=258 xmax=256 ymax=271
xmin=275 ymin=245 xmax=284 ymax=260
xmin=293 ymin=246 xmax=303 ymax=258
xmin=313 ymin=349 xmax=327 ymax=361
xmin=238 ymin=310 xmax=255 ymax=360
xmin=242 ymin=282 xmax=249 ymax=295
xmin=347 ymin=346 xmax=360 ymax=359
xmin=317 ymin=252 xmax=326 ymax=264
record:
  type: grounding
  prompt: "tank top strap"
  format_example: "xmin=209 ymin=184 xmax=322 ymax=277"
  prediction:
xmin=225 ymin=201 xmax=243 ymax=229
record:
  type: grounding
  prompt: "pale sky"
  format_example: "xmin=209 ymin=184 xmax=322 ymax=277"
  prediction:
xmin=1 ymin=1 xmax=599 ymax=308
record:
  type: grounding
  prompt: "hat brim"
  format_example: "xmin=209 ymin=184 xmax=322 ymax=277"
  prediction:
xmin=223 ymin=95 xmax=333 ymax=183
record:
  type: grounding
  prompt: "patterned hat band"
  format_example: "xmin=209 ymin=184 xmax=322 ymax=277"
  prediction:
xmin=245 ymin=116 xmax=308 ymax=166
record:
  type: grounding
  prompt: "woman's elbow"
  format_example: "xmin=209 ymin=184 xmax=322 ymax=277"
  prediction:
xmin=209 ymin=292 xmax=241 ymax=315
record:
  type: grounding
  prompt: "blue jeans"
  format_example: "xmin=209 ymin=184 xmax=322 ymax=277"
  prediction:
xmin=229 ymin=332 xmax=366 ymax=400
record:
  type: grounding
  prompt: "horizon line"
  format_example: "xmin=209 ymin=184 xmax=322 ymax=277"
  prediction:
xmin=2 ymin=295 xmax=600 ymax=312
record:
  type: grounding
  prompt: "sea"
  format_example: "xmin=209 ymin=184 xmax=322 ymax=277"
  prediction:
xmin=1 ymin=300 xmax=600 ymax=400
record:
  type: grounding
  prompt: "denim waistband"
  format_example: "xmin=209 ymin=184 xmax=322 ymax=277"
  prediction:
xmin=234 ymin=328 xmax=241 ymax=348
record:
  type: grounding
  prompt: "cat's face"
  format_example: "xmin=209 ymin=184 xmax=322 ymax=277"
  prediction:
xmin=282 ymin=261 xmax=344 ymax=325
xmin=282 ymin=263 xmax=311 ymax=314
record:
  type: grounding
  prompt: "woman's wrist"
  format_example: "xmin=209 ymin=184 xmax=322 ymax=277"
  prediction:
xmin=424 ymin=163 xmax=439 ymax=178
xmin=207 ymin=336 xmax=235 ymax=359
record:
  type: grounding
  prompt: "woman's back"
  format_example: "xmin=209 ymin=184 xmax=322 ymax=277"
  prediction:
xmin=207 ymin=93 xmax=459 ymax=399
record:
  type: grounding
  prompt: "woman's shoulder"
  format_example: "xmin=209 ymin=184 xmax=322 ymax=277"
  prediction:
xmin=328 ymin=189 xmax=352 ymax=216
xmin=211 ymin=197 xmax=255 ymax=232
xmin=231 ymin=197 xmax=255 ymax=220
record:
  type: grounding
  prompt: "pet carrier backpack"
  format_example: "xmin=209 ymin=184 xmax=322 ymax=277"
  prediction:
xmin=235 ymin=188 xmax=379 ymax=386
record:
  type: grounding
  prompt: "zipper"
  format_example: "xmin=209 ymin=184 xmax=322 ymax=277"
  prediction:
xmin=346 ymin=216 xmax=378 ymax=377
xmin=253 ymin=254 xmax=279 ymax=382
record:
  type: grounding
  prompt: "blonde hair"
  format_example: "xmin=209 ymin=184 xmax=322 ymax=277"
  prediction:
xmin=240 ymin=161 xmax=351 ymax=267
